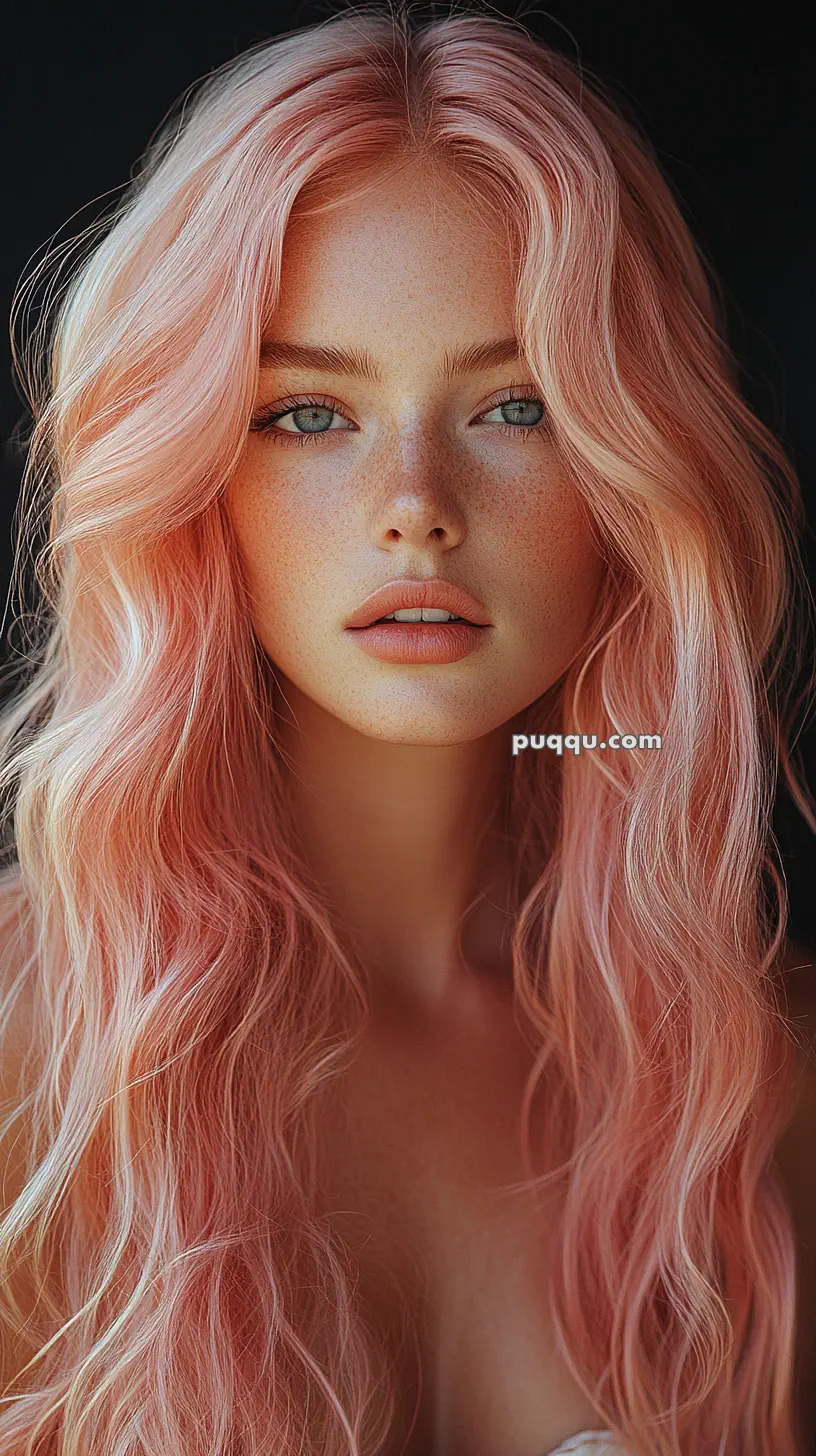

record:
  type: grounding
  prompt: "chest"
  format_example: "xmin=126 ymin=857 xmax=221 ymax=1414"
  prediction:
xmin=308 ymin=992 xmax=816 ymax=1456
xmin=308 ymin=999 xmax=606 ymax=1456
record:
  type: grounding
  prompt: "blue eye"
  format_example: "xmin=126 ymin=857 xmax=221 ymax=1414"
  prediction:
xmin=481 ymin=396 xmax=546 ymax=430
xmin=249 ymin=386 xmax=549 ymax=447
xmin=249 ymin=394 xmax=354 ymax=447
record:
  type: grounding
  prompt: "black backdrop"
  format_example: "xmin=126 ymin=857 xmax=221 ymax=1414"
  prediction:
xmin=3 ymin=1 xmax=815 ymax=945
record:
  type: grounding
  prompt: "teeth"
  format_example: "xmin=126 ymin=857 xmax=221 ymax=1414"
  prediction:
xmin=379 ymin=608 xmax=464 ymax=623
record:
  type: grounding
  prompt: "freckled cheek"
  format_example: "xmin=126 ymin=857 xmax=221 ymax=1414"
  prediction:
xmin=230 ymin=473 xmax=351 ymax=647
xmin=490 ymin=479 xmax=605 ymax=629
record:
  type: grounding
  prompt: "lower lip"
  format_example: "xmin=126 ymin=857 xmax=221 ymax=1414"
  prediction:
xmin=346 ymin=621 xmax=491 ymax=664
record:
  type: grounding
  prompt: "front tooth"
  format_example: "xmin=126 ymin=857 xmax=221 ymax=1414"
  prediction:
xmin=379 ymin=608 xmax=462 ymax=622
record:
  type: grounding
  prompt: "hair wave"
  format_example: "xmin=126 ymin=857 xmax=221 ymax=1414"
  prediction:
xmin=0 ymin=3 xmax=814 ymax=1452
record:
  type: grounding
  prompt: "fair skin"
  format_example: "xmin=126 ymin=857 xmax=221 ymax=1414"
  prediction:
xmin=224 ymin=160 xmax=607 ymax=1027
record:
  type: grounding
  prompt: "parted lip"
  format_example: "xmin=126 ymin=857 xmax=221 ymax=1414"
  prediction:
xmin=344 ymin=578 xmax=492 ymax=630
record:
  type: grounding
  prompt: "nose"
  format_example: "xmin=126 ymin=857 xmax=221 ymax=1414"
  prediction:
xmin=370 ymin=487 xmax=467 ymax=552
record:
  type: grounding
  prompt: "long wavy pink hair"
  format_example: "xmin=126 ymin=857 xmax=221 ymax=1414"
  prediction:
xmin=0 ymin=3 xmax=814 ymax=1452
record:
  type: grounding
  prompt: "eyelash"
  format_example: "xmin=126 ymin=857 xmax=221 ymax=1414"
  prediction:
xmin=249 ymin=385 xmax=549 ymax=448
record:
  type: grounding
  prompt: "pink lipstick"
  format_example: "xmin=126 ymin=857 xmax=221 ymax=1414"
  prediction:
xmin=344 ymin=578 xmax=492 ymax=665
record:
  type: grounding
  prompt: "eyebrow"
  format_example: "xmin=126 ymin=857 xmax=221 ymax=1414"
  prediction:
xmin=257 ymin=336 xmax=522 ymax=384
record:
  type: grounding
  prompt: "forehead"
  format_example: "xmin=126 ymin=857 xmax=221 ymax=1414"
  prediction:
xmin=273 ymin=164 xmax=517 ymax=344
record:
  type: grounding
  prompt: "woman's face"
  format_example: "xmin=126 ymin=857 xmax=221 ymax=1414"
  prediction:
xmin=225 ymin=163 xmax=606 ymax=745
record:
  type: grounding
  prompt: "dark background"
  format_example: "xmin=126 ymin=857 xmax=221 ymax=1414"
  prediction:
xmin=2 ymin=2 xmax=815 ymax=945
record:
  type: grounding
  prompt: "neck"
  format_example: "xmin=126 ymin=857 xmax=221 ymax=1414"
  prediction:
xmin=275 ymin=677 xmax=522 ymax=1018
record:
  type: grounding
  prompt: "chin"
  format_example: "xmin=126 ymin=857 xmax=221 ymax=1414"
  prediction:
xmin=356 ymin=720 xmax=495 ymax=747
xmin=269 ymin=658 xmax=536 ymax=746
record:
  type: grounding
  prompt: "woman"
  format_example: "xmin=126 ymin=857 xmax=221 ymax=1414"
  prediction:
xmin=0 ymin=4 xmax=814 ymax=1453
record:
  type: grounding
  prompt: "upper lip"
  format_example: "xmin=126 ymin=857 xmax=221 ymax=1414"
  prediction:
xmin=345 ymin=578 xmax=492 ymax=629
